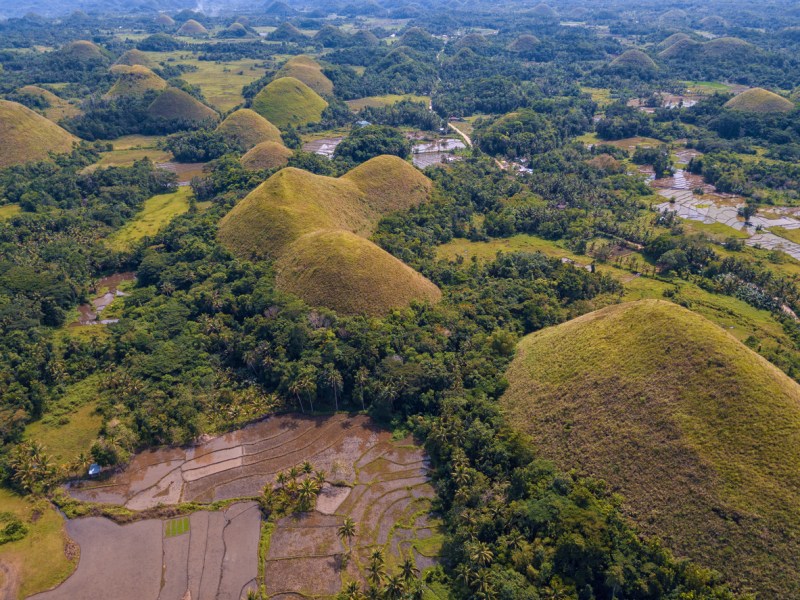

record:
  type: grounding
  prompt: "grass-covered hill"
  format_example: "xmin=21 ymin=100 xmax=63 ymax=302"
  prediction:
xmin=177 ymin=19 xmax=208 ymax=37
xmin=275 ymin=55 xmax=334 ymax=96
xmin=275 ymin=229 xmax=441 ymax=315
xmin=114 ymin=49 xmax=153 ymax=68
xmin=609 ymin=49 xmax=658 ymax=72
xmin=154 ymin=13 xmax=176 ymax=26
xmin=658 ymin=32 xmax=691 ymax=49
xmin=251 ymin=77 xmax=328 ymax=129
xmin=241 ymin=141 xmax=293 ymax=170
xmin=266 ymin=21 xmax=307 ymax=42
xmin=16 ymin=85 xmax=80 ymax=121
xmin=659 ymin=36 xmax=757 ymax=60
xmin=0 ymin=100 xmax=77 ymax=168
xmin=507 ymin=34 xmax=540 ymax=53
xmin=724 ymin=87 xmax=795 ymax=113
xmin=215 ymin=108 xmax=282 ymax=150
xmin=218 ymin=156 xmax=437 ymax=314
xmin=146 ymin=88 xmax=218 ymax=124
xmin=105 ymin=65 xmax=168 ymax=99
xmin=56 ymin=40 xmax=109 ymax=64
xmin=501 ymin=300 xmax=800 ymax=597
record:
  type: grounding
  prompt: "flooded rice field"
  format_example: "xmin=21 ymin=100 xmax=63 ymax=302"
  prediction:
xmin=411 ymin=137 xmax=465 ymax=168
xmin=57 ymin=414 xmax=439 ymax=599
xmin=73 ymin=272 xmax=135 ymax=326
xmin=303 ymin=136 xmax=343 ymax=158
xmin=157 ymin=161 xmax=207 ymax=186
xmin=651 ymin=167 xmax=800 ymax=260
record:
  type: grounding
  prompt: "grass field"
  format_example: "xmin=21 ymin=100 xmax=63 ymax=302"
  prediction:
xmin=771 ymin=226 xmax=800 ymax=244
xmin=104 ymin=134 xmax=164 ymax=150
xmin=106 ymin=187 xmax=192 ymax=251
xmin=176 ymin=58 xmax=265 ymax=112
xmin=346 ymin=94 xmax=431 ymax=111
xmin=502 ymin=299 xmax=800 ymax=596
xmin=83 ymin=147 xmax=172 ymax=172
xmin=682 ymin=80 xmax=732 ymax=94
xmin=165 ymin=516 xmax=190 ymax=537
xmin=0 ymin=489 xmax=76 ymax=599
xmin=580 ymin=87 xmax=613 ymax=107
xmin=25 ymin=375 xmax=102 ymax=465
xmin=436 ymin=233 xmax=584 ymax=262
xmin=0 ymin=204 xmax=21 ymax=220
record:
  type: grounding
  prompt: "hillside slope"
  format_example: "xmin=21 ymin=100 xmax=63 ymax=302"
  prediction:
xmin=501 ymin=300 xmax=800 ymax=597
xmin=275 ymin=55 xmax=333 ymax=96
xmin=218 ymin=156 xmax=437 ymax=314
xmin=215 ymin=109 xmax=282 ymax=150
xmin=0 ymin=100 xmax=78 ymax=168
xmin=724 ymin=87 xmax=795 ymax=113
xmin=251 ymin=77 xmax=328 ymax=128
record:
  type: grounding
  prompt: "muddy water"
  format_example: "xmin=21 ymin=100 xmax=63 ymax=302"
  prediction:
xmin=157 ymin=161 xmax=207 ymax=186
xmin=302 ymin=136 xmax=343 ymax=158
xmin=73 ymin=272 xmax=135 ymax=326
xmin=412 ymin=137 xmax=465 ymax=168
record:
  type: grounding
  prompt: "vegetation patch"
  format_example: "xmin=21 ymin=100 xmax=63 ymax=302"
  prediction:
xmin=105 ymin=187 xmax=192 ymax=251
xmin=251 ymin=76 xmax=328 ymax=128
xmin=0 ymin=100 xmax=77 ymax=168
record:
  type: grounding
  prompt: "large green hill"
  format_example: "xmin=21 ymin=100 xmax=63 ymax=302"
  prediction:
xmin=724 ymin=87 xmax=795 ymax=113
xmin=501 ymin=300 xmax=800 ymax=597
xmin=218 ymin=156 xmax=438 ymax=314
xmin=275 ymin=56 xmax=334 ymax=96
xmin=215 ymin=109 xmax=282 ymax=150
xmin=0 ymin=100 xmax=78 ymax=168
xmin=251 ymin=77 xmax=328 ymax=128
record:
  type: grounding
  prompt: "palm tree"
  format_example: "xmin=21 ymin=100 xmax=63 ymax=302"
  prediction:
xmin=337 ymin=517 xmax=357 ymax=555
xmin=384 ymin=574 xmax=405 ymax=600
xmin=301 ymin=461 xmax=313 ymax=475
xmin=341 ymin=581 xmax=363 ymax=600
xmin=298 ymin=478 xmax=318 ymax=510
xmin=275 ymin=471 xmax=288 ymax=487
xmin=314 ymin=470 xmax=326 ymax=487
xmin=367 ymin=550 xmax=385 ymax=588
xmin=287 ymin=376 xmax=306 ymax=413
xmin=469 ymin=541 xmax=493 ymax=568
xmin=355 ymin=366 xmax=369 ymax=411
xmin=399 ymin=559 xmax=419 ymax=584
xmin=323 ymin=364 xmax=343 ymax=411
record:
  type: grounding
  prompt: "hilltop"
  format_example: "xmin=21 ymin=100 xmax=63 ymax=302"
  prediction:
xmin=105 ymin=65 xmax=168 ymax=99
xmin=147 ymin=88 xmax=218 ymax=124
xmin=251 ymin=77 xmax=328 ymax=128
xmin=177 ymin=19 xmax=208 ymax=37
xmin=609 ymin=49 xmax=658 ymax=72
xmin=724 ymin=87 xmax=795 ymax=113
xmin=501 ymin=300 xmax=800 ymax=597
xmin=507 ymin=34 xmax=540 ymax=53
xmin=266 ymin=22 xmax=307 ymax=42
xmin=16 ymin=85 xmax=80 ymax=121
xmin=114 ymin=49 xmax=153 ymax=68
xmin=275 ymin=56 xmax=333 ymax=96
xmin=658 ymin=32 xmax=691 ymax=49
xmin=154 ymin=13 xmax=175 ymax=26
xmin=218 ymin=156 xmax=436 ymax=314
xmin=241 ymin=141 xmax=293 ymax=170
xmin=0 ymin=100 xmax=77 ymax=168
xmin=660 ymin=36 xmax=756 ymax=60
xmin=215 ymin=109 xmax=282 ymax=150
xmin=57 ymin=40 xmax=108 ymax=63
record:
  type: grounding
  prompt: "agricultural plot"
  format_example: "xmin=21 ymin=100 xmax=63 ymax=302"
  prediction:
xmin=65 ymin=414 xmax=440 ymax=598
xmin=30 ymin=502 xmax=261 ymax=600
xmin=105 ymin=188 xmax=192 ymax=252
xmin=346 ymin=94 xmax=431 ymax=111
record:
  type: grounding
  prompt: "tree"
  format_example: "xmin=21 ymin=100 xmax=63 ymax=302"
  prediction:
xmin=298 ymin=478 xmax=319 ymax=510
xmin=323 ymin=364 xmax=343 ymax=411
xmin=367 ymin=549 xmax=386 ymax=588
xmin=333 ymin=125 xmax=412 ymax=164
xmin=355 ymin=366 xmax=370 ymax=411
xmin=399 ymin=558 xmax=419 ymax=584
xmin=337 ymin=516 xmax=357 ymax=555
xmin=8 ymin=440 xmax=57 ymax=493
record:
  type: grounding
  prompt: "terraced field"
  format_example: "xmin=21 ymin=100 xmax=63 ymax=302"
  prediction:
xmin=60 ymin=414 xmax=439 ymax=599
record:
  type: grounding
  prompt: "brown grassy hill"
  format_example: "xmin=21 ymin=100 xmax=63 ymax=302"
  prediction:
xmin=177 ymin=19 xmax=208 ymax=37
xmin=0 ymin=100 xmax=77 ymax=168
xmin=609 ymin=49 xmax=658 ymax=71
xmin=218 ymin=156 xmax=437 ymax=314
xmin=215 ymin=109 xmax=282 ymax=150
xmin=725 ymin=87 xmax=795 ymax=113
xmin=702 ymin=36 xmax=755 ymax=58
xmin=275 ymin=56 xmax=333 ymax=96
xmin=155 ymin=13 xmax=176 ymax=26
xmin=507 ymin=34 xmax=540 ymax=53
xmin=266 ymin=22 xmax=307 ymax=42
xmin=241 ymin=141 xmax=293 ymax=170
xmin=275 ymin=229 xmax=441 ymax=316
xmin=105 ymin=65 xmax=168 ymax=99
xmin=352 ymin=30 xmax=379 ymax=47
xmin=658 ymin=32 xmax=691 ymax=49
xmin=115 ymin=49 xmax=153 ymax=67
xmin=501 ymin=300 xmax=800 ymax=597
xmin=147 ymin=88 xmax=218 ymax=123
xmin=251 ymin=77 xmax=328 ymax=128
xmin=658 ymin=37 xmax=701 ymax=58
xmin=58 ymin=40 xmax=108 ymax=63
xmin=16 ymin=85 xmax=80 ymax=121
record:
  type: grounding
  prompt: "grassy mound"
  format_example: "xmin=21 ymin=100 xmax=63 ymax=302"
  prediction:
xmin=275 ymin=55 xmax=333 ymax=96
xmin=215 ymin=108 xmax=282 ymax=150
xmin=0 ymin=100 xmax=77 ymax=168
xmin=241 ymin=141 xmax=293 ymax=170
xmin=105 ymin=65 xmax=168 ymax=99
xmin=177 ymin=19 xmax=208 ymax=36
xmin=658 ymin=32 xmax=691 ymax=49
xmin=724 ymin=87 xmax=795 ymax=113
xmin=609 ymin=49 xmax=657 ymax=71
xmin=114 ymin=49 xmax=153 ymax=67
xmin=58 ymin=40 xmax=108 ymax=63
xmin=352 ymin=30 xmax=379 ymax=46
xmin=266 ymin=21 xmax=307 ymax=42
xmin=155 ymin=13 xmax=175 ymax=26
xmin=502 ymin=300 xmax=800 ymax=597
xmin=507 ymin=34 xmax=540 ymax=52
xmin=529 ymin=2 xmax=556 ymax=18
xmin=218 ymin=156 xmax=436 ymax=314
xmin=702 ymin=36 xmax=754 ymax=58
xmin=16 ymin=85 xmax=80 ymax=121
xmin=147 ymin=88 xmax=218 ymax=123
xmin=251 ymin=77 xmax=328 ymax=128
xmin=658 ymin=37 xmax=701 ymax=58
xmin=455 ymin=33 xmax=488 ymax=50
xmin=275 ymin=229 xmax=441 ymax=316
xmin=700 ymin=15 xmax=729 ymax=31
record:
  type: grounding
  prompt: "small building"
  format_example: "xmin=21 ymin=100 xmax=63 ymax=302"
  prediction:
xmin=88 ymin=463 xmax=102 ymax=477
xmin=355 ymin=120 xmax=371 ymax=128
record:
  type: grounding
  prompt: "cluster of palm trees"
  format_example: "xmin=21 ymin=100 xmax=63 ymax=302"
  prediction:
xmin=269 ymin=460 xmax=327 ymax=512
xmin=338 ymin=549 xmax=423 ymax=600
xmin=7 ymin=441 xmax=59 ymax=494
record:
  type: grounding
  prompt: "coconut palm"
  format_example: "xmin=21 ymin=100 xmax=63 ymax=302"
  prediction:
xmin=301 ymin=460 xmax=313 ymax=475
xmin=341 ymin=581 xmax=363 ymax=600
xmin=384 ymin=574 xmax=405 ymax=599
xmin=323 ymin=364 xmax=343 ymax=411
xmin=297 ymin=478 xmax=319 ymax=510
xmin=355 ymin=366 xmax=369 ymax=411
xmin=337 ymin=516 xmax=357 ymax=554
xmin=399 ymin=559 xmax=419 ymax=583
xmin=469 ymin=541 xmax=494 ymax=567
xmin=367 ymin=550 xmax=386 ymax=588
